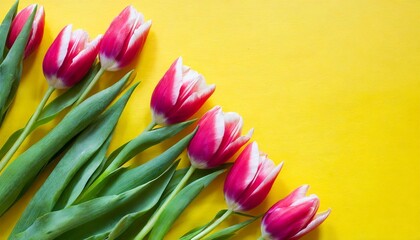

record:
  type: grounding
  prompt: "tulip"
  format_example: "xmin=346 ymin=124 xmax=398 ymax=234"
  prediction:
xmin=188 ymin=106 xmax=253 ymax=169
xmin=99 ymin=5 xmax=151 ymax=71
xmin=151 ymin=57 xmax=216 ymax=125
xmin=43 ymin=25 xmax=102 ymax=89
xmin=6 ymin=4 xmax=45 ymax=58
xmin=261 ymin=185 xmax=331 ymax=240
xmin=224 ymin=142 xmax=283 ymax=211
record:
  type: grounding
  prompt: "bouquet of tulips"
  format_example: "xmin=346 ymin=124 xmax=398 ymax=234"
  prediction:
xmin=0 ymin=1 xmax=330 ymax=240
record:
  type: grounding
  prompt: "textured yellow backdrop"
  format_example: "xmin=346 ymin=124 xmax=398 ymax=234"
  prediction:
xmin=1 ymin=0 xmax=420 ymax=239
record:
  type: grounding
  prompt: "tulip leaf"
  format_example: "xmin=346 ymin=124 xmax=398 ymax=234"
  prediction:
xmin=203 ymin=217 xmax=258 ymax=240
xmin=9 ymin=83 xmax=138 ymax=236
xmin=12 ymin=162 xmax=178 ymax=240
xmin=0 ymin=0 xmax=18 ymax=62
xmin=180 ymin=210 xmax=228 ymax=240
xmin=148 ymin=169 xmax=225 ymax=240
xmin=99 ymin=119 xmax=195 ymax=174
xmin=0 ymin=64 xmax=100 ymax=159
xmin=77 ymin=129 xmax=197 ymax=202
xmin=0 ymin=5 xmax=36 ymax=126
xmin=54 ymin=134 xmax=112 ymax=209
xmin=0 ymin=72 xmax=130 ymax=216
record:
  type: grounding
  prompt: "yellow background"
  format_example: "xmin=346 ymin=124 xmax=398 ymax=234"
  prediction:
xmin=1 ymin=0 xmax=420 ymax=239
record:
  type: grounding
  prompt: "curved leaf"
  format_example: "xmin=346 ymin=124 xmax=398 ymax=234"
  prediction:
xmin=0 ymin=72 xmax=131 ymax=216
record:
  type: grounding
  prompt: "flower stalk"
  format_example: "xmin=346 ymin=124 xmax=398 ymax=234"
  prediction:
xmin=191 ymin=209 xmax=233 ymax=240
xmin=0 ymin=86 xmax=55 ymax=171
xmin=134 ymin=165 xmax=196 ymax=240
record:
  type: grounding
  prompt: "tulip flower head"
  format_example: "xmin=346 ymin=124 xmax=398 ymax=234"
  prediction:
xmin=43 ymin=25 xmax=102 ymax=89
xmin=188 ymin=106 xmax=253 ymax=169
xmin=224 ymin=142 xmax=283 ymax=211
xmin=261 ymin=185 xmax=331 ymax=240
xmin=99 ymin=5 xmax=151 ymax=71
xmin=6 ymin=4 xmax=45 ymax=58
xmin=151 ymin=57 xmax=216 ymax=125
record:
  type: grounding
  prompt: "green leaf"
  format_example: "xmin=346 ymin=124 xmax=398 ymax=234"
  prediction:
xmin=0 ymin=64 xmax=100 ymax=159
xmin=0 ymin=0 xmax=18 ymax=61
xmin=149 ymin=169 xmax=225 ymax=240
xmin=77 ymin=129 xmax=197 ymax=202
xmin=204 ymin=217 xmax=258 ymax=240
xmin=12 ymin=161 xmax=178 ymax=240
xmin=54 ymin=134 xmax=112 ymax=209
xmin=163 ymin=163 xmax=231 ymax=200
xmin=102 ymin=119 xmax=195 ymax=174
xmin=180 ymin=210 xmax=228 ymax=240
xmin=0 ymin=5 xmax=36 ymax=122
xmin=0 ymin=72 xmax=131 ymax=216
xmin=9 ymin=83 xmax=138 ymax=236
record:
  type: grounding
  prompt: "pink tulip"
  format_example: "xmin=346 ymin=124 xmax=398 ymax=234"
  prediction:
xmin=261 ymin=185 xmax=331 ymax=240
xmin=99 ymin=5 xmax=151 ymax=71
xmin=6 ymin=4 xmax=45 ymax=58
xmin=43 ymin=25 xmax=102 ymax=89
xmin=188 ymin=106 xmax=253 ymax=169
xmin=150 ymin=57 xmax=216 ymax=125
xmin=224 ymin=142 xmax=283 ymax=211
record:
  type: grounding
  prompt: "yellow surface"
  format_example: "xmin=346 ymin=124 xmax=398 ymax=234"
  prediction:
xmin=1 ymin=0 xmax=420 ymax=239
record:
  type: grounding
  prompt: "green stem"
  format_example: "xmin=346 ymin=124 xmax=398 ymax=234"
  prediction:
xmin=134 ymin=165 xmax=196 ymax=240
xmin=73 ymin=67 xmax=106 ymax=106
xmin=76 ymin=121 xmax=156 ymax=203
xmin=257 ymin=236 xmax=266 ymax=240
xmin=191 ymin=209 xmax=234 ymax=240
xmin=0 ymin=86 xmax=55 ymax=172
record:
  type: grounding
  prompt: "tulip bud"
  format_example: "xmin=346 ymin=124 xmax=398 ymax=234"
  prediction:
xmin=99 ymin=5 xmax=151 ymax=71
xmin=43 ymin=25 xmax=102 ymax=89
xmin=188 ymin=106 xmax=253 ymax=169
xmin=224 ymin=142 xmax=283 ymax=211
xmin=261 ymin=185 xmax=331 ymax=240
xmin=151 ymin=57 xmax=216 ymax=125
xmin=6 ymin=4 xmax=45 ymax=58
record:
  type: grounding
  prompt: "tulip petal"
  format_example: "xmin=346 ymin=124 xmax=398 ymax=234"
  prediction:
xmin=166 ymin=82 xmax=215 ymax=124
xmin=151 ymin=57 xmax=184 ymax=122
xmin=211 ymin=128 xmax=253 ymax=167
xmin=100 ymin=6 xmax=139 ymax=61
xmin=57 ymin=35 xmax=102 ymax=88
xmin=43 ymin=25 xmax=72 ymax=80
xmin=272 ymin=185 xmax=310 ymax=211
xmin=188 ymin=107 xmax=224 ymax=168
xmin=24 ymin=6 xmax=44 ymax=58
xmin=291 ymin=209 xmax=331 ymax=240
xmin=115 ymin=20 xmax=151 ymax=70
xmin=224 ymin=142 xmax=260 ymax=208
xmin=263 ymin=200 xmax=319 ymax=239
xmin=6 ymin=4 xmax=36 ymax=49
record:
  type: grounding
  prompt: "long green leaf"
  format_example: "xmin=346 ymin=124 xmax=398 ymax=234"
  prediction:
xmin=0 ymin=0 xmax=18 ymax=61
xmin=0 ymin=72 xmax=131 ymax=216
xmin=77 ymin=129 xmax=197 ymax=202
xmin=149 ymin=170 xmax=225 ymax=240
xmin=180 ymin=210 xmax=228 ymax=240
xmin=204 ymin=217 xmax=258 ymax=240
xmin=12 ymin=161 xmax=177 ymax=240
xmin=0 ymin=5 xmax=36 ymax=123
xmin=100 ymin=130 xmax=197 ymax=196
xmin=0 ymin=64 xmax=100 ymax=159
xmin=54 ymin=134 xmax=112 ymax=209
xmin=102 ymin=119 xmax=195 ymax=173
xmin=10 ymin=83 xmax=138 ymax=236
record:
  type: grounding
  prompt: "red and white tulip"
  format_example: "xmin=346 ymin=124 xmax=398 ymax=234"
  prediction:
xmin=99 ymin=5 xmax=151 ymax=71
xmin=188 ymin=106 xmax=253 ymax=169
xmin=42 ymin=25 xmax=102 ymax=89
xmin=224 ymin=142 xmax=283 ymax=211
xmin=261 ymin=185 xmax=331 ymax=240
xmin=6 ymin=4 xmax=45 ymax=58
xmin=150 ymin=57 xmax=215 ymax=125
